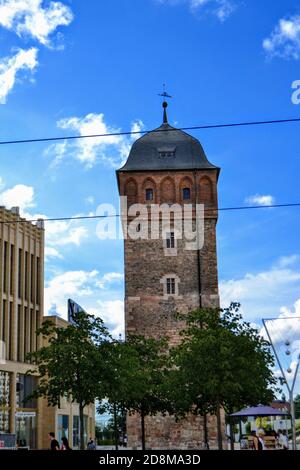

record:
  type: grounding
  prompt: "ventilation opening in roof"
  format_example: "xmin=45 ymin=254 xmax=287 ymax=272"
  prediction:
xmin=158 ymin=147 xmax=176 ymax=158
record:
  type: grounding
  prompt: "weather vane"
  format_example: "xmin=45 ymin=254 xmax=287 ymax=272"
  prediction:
xmin=158 ymin=83 xmax=172 ymax=100
xmin=158 ymin=84 xmax=172 ymax=123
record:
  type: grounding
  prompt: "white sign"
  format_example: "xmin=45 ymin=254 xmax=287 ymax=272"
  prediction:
xmin=15 ymin=412 xmax=36 ymax=418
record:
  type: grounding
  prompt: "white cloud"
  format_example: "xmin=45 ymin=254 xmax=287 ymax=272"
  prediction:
xmin=263 ymin=15 xmax=300 ymax=60
xmin=44 ymin=270 xmax=124 ymax=336
xmin=262 ymin=303 xmax=300 ymax=390
xmin=276 ymin=255 xmax=300 ymax=269
xmin=0 ymin=47 xmax=38 ymax=104
xmin=245 ymin=194 xmax=275 ymax=206
xmin=53 ymin=226 xmax=88 ymax=246
xmin=0 ymin=183 xmax=35 ymax=209
xmin=158 ymin=0 xmax=236 ymax=21
xmin=220 ymin=257 xmax=300 ymax=322
xmin=45 ymin=246 xmax=63 ymax=260
xmin=93 ymin=300 xmax=124 ymax=338
xmin=0 ymin=0 xmax=73 ymax=47
xmin=85 ymin=196 xmax=95 ymax=205
xmin=44 ymin=269 xmax=99 ymax=316
xmin=0 ymin=183 xmax=90 ymax=258
xmin=97 ymin=272 xmax=124 ymax=289
xmin=48 ymin=113 xmax=144 ymax=168
xmin=191 ymin=0 xmax=235 ymax=21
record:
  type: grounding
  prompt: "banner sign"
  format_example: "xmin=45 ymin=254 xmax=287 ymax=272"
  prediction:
xmin=68 ymin=299 xmax=86 ymax=325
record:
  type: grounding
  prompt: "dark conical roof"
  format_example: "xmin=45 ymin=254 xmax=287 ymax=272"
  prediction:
xmin=118 ymin=120 xmax=219 ymax=174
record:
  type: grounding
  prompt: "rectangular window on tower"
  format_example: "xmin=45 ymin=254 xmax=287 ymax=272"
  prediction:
xmin=166 ymin=278 xmax=176 ymax=295
xmin=166 ymin=232 xmax=175 ymax=249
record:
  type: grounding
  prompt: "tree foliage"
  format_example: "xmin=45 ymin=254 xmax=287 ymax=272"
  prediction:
xmin=27 ymin=312 xmax=111 ymax=449
xmin=168 ymin=303 xmax=278 ymax=448
xmin=100 ymin=335 xmax=170 ymax=450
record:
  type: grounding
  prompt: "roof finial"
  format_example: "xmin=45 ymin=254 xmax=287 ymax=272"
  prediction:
xmin=158 ymin=84 xmax=172 ymax=124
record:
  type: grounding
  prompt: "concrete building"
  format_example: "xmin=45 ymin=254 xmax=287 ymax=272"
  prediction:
xmin=0 ymin=206 xmax=44 ymax=448
xmin=117 ymin=102 xmax=222 ymax=449
xmin=0 ymin=207 xmax=95 ymax=449
xmin=38 ymin=315 xmax=95 ymax=450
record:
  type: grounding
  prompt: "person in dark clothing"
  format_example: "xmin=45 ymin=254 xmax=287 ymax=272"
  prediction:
xmin=48 ymin=432 xmax=59 ymax=451
xmin=250 ymin=430 xmax=262 ymax=450
xmin=61 ymin=436 xmax=72 ymax=450
xmin=87 ymin=438 xmax=96 ymax=450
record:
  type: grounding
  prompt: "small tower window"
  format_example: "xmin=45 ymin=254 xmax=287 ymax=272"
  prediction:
xmin=166 ymin=232 xmax=175 ymax=249
xmin=166 ymin=278 xmax=176 ymax=295
xmin=146 ymin=188 xmax=153 ymax=201
xmin=183 ymin=187 xmax=191 ymax=200
xmin=159 ymin=151 xmax=175 ymax=157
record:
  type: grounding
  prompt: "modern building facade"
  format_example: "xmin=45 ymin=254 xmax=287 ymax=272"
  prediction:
xmin=38 ymin=315 xmax=95 ymax=450
xmin=117 ymin=102 xmax=223 ymax=449
xmin=0 ymin=205 xmax=44 ymax=448
xmin=0 ymin=207 xmax=95 ymax=449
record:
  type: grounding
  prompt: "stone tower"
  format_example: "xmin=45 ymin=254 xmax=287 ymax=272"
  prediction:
xmin=117 ymin=102 xmax=221 ymax=449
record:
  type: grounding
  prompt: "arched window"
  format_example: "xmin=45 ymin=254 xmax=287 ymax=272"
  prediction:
xmin=200 ymin=177 xmax=214 ymax=205
xmin=142 ymin=178 xmax=156 ymax=203
xmin=160 ymin=177 xmax=175 ymax=203
xmin=182 ymin=187 xmax=191 ymax=200
xmin=146 ymin=188 xmax=153 ymax=201
xmin=124 ymin=179 xmax=137 ymax=206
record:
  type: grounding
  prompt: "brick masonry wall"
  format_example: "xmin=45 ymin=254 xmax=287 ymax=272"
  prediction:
xmin=118 ymin=169 xmax=224 ymax=449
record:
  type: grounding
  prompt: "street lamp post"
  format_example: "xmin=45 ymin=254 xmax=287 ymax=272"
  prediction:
xmin=263 ymin=319 xmax=300 ymax=451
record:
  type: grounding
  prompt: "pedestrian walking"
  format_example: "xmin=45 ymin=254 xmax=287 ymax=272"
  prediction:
xmin=87 ymin=438 xmax=96 ymax=450
xmin=61 ymin=436 xmax=72 ymax=450
xmin=48 ymin=432 xmax=59 ymax=451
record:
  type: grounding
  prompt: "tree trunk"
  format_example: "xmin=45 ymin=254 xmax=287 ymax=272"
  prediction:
xmin=141 ymin=409 xmax=146 ymax=451
xmin=79 ymin=402 xmax=85 ymax=450
xmin=113 ymin=403 xmax=119 ymax=451
xmin=216 ymin=406 xmax=223 ymax=450
xmin=229 ymin=419 xmax=234 ymax=451
xmin=203 ymin=413 xmax=209 ymax=450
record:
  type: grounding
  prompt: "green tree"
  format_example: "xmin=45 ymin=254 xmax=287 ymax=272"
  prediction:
xmin=27 ymin=311 xmax=111 ymax=449
xmin=170 ymin=303 xmax=278 ymax=450
xmin=101 ymin=335 xmax=170 ymax=450
xmin=294 ymin=395 xmax=300 ymax=419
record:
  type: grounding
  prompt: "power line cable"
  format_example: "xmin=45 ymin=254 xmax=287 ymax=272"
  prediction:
xmin=0 ymin=117 xmax=300 ymax=146
xmin=0 ymin=202 xmax=300 ymax=224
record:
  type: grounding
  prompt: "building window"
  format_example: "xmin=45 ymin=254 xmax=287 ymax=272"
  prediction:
xmin=183 ymin=187 xmax=191 ymax=200
xmin=30 ymin=308 xmax=34 ymax=354
xmin=25 ymin=252 xmax=28 ymax=300
xmin=31 ymin=254 xmax=34 ymax=303
xmin=16 ymin=374 xmax=37 ymax=409
xmin=10 ymin=245 xmax=14 ymax=295
xmin=24 ymin=307 xmax=28 ymax=359
xmin=3 ymin=241 xmax=8 ymax=293
xmin=9 ymin=302 xmax=13 ymax=360
xmin=0 ymin=371 xmax=10 ymax=433
xmin=159 ymin=151 xmax=175 ymax=157
xmin=36 ymin=257 xmax=40 ymax=305
xmin=18 ymin=249 xmax=22 ymax=298
xmin=73 ymin=416 xmax=79 ymax=448
xmin=17 ymin=306 xmax=22 ymax=361
xmin=145 ymin=188 xmax=153 ymax=201
xmin=166 ymin=277 xmax=176 ymax=295
xmin=58 ymin=415 xmax=69 ymax=444
xmin=166 ymin=232 xmax=175 ymax=249
xmin=2 ymin=300 xmax=6 ymax=343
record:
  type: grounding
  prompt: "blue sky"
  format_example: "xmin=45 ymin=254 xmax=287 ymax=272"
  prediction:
xmin=1 ymin=0 xmax=300 ymax=384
